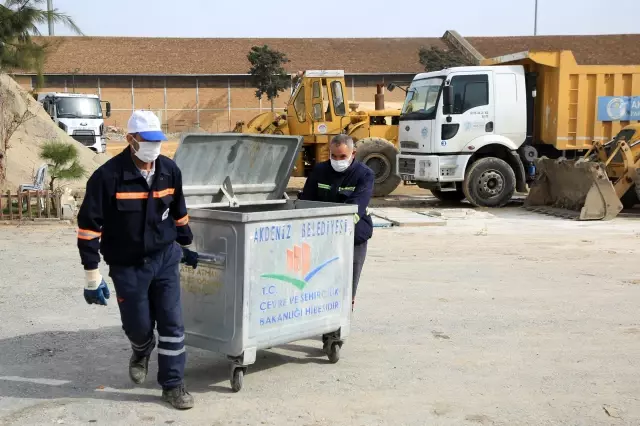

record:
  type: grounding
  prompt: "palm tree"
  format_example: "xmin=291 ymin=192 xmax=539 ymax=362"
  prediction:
xmin=0 ymin=0 xmax=83 ymax=82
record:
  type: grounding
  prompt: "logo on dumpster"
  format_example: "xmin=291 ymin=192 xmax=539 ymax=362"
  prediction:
xmin=260 ymin=242 xmax=339 ymax=290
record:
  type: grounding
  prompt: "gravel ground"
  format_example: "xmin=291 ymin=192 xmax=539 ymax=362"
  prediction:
xmin=1 ymin=207 xmax=640 ymax=425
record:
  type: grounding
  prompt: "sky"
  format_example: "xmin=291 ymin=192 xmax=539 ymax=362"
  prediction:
xmin=42 ymin=0 xmax=639 ymax=38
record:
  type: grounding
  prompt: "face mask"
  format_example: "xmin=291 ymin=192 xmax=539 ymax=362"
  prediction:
xmin=133 ymin=141 xmax=162 ymax=163
xmin=330 ymin=158 xmax=351 ymax=173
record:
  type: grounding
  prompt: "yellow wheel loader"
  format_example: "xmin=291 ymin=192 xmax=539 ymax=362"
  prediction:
xmin=524 ymin=124 xmax=640 ymax=220
xmin=233 ymin=70 xmax=402 ymax=197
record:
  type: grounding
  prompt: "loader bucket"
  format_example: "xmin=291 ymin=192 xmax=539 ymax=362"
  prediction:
xmin=524 ymin=158 xmax=623 ymax=220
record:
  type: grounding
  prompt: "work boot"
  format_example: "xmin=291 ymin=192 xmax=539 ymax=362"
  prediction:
xmin=128 ymin=353 xmax=149 ymax=384
xmin=162 ymin=385 xmax=194 ymax=410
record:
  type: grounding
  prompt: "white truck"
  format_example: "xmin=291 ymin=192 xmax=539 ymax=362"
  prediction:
xmin=38 ymin=93 xmax=112 ymax=154
xmin=395 ymin=65 xmax=534 ymax=207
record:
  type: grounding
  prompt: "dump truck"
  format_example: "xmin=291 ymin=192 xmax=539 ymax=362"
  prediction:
xmin=233 ymin=70 xmax=402 ymax=197
xmin=395 ymin=50 xmax=640 ymax=218
xmin=37 ymin=92 xmax=112 ymax=153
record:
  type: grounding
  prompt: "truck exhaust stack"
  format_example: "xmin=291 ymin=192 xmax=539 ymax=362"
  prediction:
xmin=375 ymin=84 xmax=384 ymax=110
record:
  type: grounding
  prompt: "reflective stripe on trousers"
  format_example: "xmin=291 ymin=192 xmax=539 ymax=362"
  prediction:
xmin=108 ymin=242 xmax=185 ymax=389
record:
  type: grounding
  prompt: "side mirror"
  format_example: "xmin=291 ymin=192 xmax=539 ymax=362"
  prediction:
xmin=105 ymin=102 xmax=111 ymax=118
xmin=387 ymin=83 xmax=396 ymax=92
xmin=442 ymin=85 xmax=453 ymax=115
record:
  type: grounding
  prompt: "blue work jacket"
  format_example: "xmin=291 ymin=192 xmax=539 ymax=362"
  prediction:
xmin=299 ymin=160 xmax=374 ymax=245
xmin=77 ymin=146 xmax=193 ymax=269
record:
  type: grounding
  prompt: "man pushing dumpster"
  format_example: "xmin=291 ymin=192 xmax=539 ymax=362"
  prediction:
xmin=76 ymin=110 xmax=199 ymax=410
xmin=298 ymin=134 xmax=374 ymax=311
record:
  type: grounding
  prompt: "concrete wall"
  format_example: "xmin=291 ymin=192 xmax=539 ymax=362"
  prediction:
xmin=24 ymin=73 xmax=415 ymax=133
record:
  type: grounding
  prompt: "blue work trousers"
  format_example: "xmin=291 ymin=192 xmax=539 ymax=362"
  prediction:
xmin=108 ymin=242 xmax=185 ymax=390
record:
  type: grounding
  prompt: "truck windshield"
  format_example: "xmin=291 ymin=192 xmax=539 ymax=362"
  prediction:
xmin=55 ymin=97 xmax=103 ymax=119
xmin=400 ymin=77 xmax=444 ymax=121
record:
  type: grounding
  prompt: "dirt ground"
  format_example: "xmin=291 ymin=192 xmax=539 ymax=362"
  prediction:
xmin=1 ymin=205 xmax=640 ymax=425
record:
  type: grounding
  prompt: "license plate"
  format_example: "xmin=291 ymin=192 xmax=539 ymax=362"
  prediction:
xmin=401 ymin=174 xmax=414 ymax=181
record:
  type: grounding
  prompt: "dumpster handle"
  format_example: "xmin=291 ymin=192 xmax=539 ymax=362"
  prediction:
xmin=198 ymin=252 xmax=226 ymax=267
xmin=221 ymin=176 xmax=240 ymax=208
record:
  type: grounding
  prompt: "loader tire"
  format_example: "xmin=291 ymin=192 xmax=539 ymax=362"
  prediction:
xmin=621 ymin=186 xmax=638 ymax=209
xmin=463 ymin=157 xmax=515 ymax=208
xmin=355 ymin=137 xmax=401 ymax=197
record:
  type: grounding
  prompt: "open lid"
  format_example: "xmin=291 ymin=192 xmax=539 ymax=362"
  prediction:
xmin=173 ymin=133 xmax=303 ymax=208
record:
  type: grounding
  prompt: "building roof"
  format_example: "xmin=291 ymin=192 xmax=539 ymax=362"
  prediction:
xmin=32 ymin=36 xmax=447 ymax=76
xmin=23 ymin=33 xmax=640 ymax=77
xmin=468 ymin=34 xmax=640 ymax=65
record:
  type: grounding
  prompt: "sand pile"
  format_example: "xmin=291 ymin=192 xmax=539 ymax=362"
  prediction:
xmin=0 ymin=73 xmax=109 ymax=192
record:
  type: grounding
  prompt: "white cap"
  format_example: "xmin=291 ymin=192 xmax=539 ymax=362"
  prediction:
xmin=127 ymin=110 xmax=167 ymax=142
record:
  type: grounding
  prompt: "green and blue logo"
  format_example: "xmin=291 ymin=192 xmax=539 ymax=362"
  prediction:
xmin=260 ymin=242 xmax=339 ymax=290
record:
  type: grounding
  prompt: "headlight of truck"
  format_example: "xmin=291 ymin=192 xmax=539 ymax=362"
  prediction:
xmin=58 ymin=122 xmax=68 ymax=132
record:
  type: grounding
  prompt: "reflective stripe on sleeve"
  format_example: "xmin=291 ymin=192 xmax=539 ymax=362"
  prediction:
xmin=354 ymin=213 xmax=360 ymax=224
xmin=175 ymin=215 xmax=189 ymax=226
xmin=77 ymin=228 xmax=102 ymax=240
xmin=317 ymin=183 xmax=331 ymax=190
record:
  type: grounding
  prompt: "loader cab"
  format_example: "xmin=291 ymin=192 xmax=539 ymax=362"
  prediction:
xmin=286 ymin=70 xmax=349 ymax=139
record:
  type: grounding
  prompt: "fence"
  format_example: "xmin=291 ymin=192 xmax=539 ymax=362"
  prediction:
xmin=0 ymin=190 xmax=62 ymax=221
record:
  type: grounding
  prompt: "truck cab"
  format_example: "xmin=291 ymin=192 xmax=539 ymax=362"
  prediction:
xmin=397 ymin=65 xmax=531 ymax=207
xmin=38 ymin=93 xmax=111 ymax=153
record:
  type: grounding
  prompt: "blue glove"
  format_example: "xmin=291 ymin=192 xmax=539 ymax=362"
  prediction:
xmin=84 ymin=270 xmax=111 ymax=306
xmin=181 ymin=247 xmax=199 ymax=269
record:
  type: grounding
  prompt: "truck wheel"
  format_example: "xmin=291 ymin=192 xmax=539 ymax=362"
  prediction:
xmin=431 ymin=188 xmax=465 ymax=203
xmin=463 ymin=157 xmax=515 ymax=208
xmin=621 ymin=186 xmax=638 ymax=209
xmin=355 ymin=137 xmax=401 ymax=197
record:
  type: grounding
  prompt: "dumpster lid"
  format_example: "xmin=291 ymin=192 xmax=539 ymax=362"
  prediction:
xmin=173 ymin=133 xmax=303 ymax=208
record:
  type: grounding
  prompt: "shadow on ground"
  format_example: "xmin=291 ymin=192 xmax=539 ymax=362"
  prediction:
xmin=0 ymin=327 xmax=329 ymax=405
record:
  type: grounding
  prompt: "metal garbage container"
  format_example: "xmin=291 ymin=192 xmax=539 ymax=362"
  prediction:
xmin=173 ymin=133 xmax=357 ymax=392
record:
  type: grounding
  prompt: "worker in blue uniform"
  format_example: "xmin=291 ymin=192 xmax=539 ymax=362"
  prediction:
xmin=298 ymin=134 xmax=374 ymax=311
xmin=77 ymin=110 xmax=199 ymax=410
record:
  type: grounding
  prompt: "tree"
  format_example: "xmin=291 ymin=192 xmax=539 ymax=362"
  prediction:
xmin=247 ymin=45 xmax=291 ymax=112
xmin=0 ymin=0 xmax=83 ymax=83
xmin=0 ymin=82 xmax=36 ymax=185
xmin=418 ymin=46 xmax=474 ymax=72
xmin=39 ymin=140 xmax=86 ymax=191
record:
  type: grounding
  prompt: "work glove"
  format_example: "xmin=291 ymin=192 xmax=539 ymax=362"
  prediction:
xmin=181 ymin=247 xmax=199 ymax=269
xmin=84 ymin=269 xmax=111 ymax=306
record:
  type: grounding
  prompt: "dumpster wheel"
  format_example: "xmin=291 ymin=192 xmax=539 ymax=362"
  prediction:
xmin=328 ymin=342 xmax=341 ymax=364
xmin=231 ymin=367 xmax=246 ymax=392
